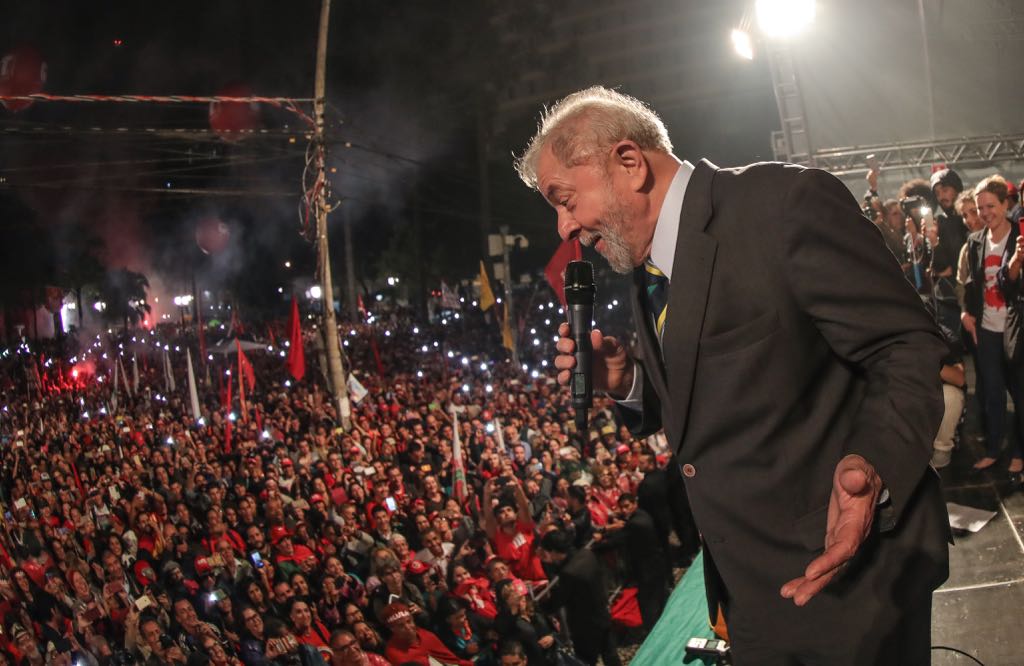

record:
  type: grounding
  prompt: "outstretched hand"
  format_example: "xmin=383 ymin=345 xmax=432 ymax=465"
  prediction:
xmin=780 ymin=454 xmax=882 ymax=606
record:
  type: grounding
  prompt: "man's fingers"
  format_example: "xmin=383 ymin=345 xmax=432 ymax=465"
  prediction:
xmin=780 ymin=570 xmax=838 ymax=606
xmin=803 ymin=538 xmax=857 ymax=581
xmin=558 ymin=322 xmax=570 ymax=337
xmin=553 ymin=355 xmax=576 ymax=371
xmin=555 ymin=337 xmax=576 ymax=354
xmin=557 ymin=370 xmax=570 ymax=386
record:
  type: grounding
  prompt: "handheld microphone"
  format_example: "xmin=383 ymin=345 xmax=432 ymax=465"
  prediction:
xmin=564 ymin=260 xmax=595 ymax=433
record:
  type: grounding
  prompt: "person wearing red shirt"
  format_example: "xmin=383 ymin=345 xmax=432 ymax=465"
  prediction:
xmin=482 ymin=477 xmax=546 ymax=582
xmin=288 ymin=598 xmax=332 ymax=655
xmin=271 ymin=527 xmax=317 ymax=577
xmin=381 ymin=603 xmax=470 ymax=666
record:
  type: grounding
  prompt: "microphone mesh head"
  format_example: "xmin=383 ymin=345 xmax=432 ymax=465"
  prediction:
xmin=564 ymin=260 xmax=595 ymax=304
xmin=565 ymin=260 xmax=593 ymax=288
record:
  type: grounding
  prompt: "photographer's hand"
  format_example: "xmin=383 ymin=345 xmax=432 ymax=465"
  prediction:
xmin=866 ymin=167 xmax=878 ymax=193
xmin=1009 ymin=235 xmax=1024 ymax=281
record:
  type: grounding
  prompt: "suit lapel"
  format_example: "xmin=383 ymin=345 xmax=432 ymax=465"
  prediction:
xmin=660 ymin=159 xmax=719 ymax=446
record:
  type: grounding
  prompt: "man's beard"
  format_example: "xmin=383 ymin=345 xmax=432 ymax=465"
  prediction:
xmin=580 ymin=196 xmax=636 ymax=274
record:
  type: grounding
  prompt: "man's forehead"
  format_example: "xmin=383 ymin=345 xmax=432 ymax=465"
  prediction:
xmin=537 ymin=147 xmax=569 ymax=200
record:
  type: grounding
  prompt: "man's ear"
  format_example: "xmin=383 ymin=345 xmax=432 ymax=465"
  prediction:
xmin=608 ymin=141 xmax=649 ymax=192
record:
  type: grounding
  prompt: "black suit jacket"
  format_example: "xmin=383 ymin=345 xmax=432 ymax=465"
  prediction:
xmin=619 ymin=160 xmax=950 ymax=649
xmin=593 ymin=507 xmax=667 ymax=585
xmin=544 ymin=548 xmax=611 ymax=653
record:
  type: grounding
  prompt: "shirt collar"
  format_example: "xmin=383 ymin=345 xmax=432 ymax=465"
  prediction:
xmin=648 ymin=160 xmax=694 ymax=282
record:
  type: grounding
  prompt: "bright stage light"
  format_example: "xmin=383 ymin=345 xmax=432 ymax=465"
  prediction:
xmin=731 ymin=29 xmax=754 ymax=60
xmin=756 ymin=0 xmax=815 ymax=38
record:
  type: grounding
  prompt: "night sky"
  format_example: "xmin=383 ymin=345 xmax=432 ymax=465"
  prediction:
xmin=0 ymin=0 xmax=780 ymax=322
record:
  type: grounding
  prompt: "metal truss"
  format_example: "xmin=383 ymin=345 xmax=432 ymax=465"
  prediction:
xmin=785 ymin=133 xmax=1024 ymax=176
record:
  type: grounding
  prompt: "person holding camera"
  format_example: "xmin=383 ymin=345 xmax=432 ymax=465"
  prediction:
xmin=961 ymin=175 xmax=1024 ymax=473
xmin=481 ymin=476 xmax=545 ymax=583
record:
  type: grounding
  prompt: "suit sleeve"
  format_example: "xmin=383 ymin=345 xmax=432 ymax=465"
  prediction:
xmin=779 ymin=167 xmax=946 ymax=528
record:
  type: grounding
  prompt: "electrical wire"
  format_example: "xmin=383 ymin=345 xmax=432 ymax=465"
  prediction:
xmin=931 ymin=646 xmax=986 ymax=665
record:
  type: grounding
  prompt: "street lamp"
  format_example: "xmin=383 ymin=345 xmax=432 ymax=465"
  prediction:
xmin=755 ymin=0 xmax=815 ymax=39
xmin=173 ymin=294 xmax=193 ymax=326
xmin=731 ymin=0 xmax=816 ymax=164
xmin=731 ymin=28 xmax=754 ymax=60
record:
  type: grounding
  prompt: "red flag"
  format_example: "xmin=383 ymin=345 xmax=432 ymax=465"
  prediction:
xmin=545 ymin=239 xmax=582 ymax=307
xmin=286 ymin=297 xmax=306 ymax=381
xmin=224 ymin=374 xmax=233 ymax=453
xmin=370 ymin=334 xmax=385 ymax=375
xmin=218 ymin=371 xmax=228 ymax=409
xmin=267 ymin=324 xmax=277 ymax=348
xmin=357 ymin=294 xmax=367 ymax=320
xmin=236 ymin=340 xmax=256 ymax=393
xmin=70 ymin=461 xmax=85 ymax=499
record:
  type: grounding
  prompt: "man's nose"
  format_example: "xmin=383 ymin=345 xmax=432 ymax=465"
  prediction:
xmin=557 ymin=210 xmax=580 ymax=242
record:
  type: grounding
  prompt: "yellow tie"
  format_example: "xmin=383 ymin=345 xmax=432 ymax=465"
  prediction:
xmin=644 ymin=261 xmax=669 ymax=338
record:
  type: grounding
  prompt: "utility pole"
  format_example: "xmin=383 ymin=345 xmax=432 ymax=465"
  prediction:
xmin=313 ymin=0 xmax=351 ymax=430
xmin=499 ymin=225 xmax=519 ymax=368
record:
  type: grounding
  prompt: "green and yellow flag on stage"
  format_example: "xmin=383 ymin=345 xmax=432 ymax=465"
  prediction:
xmin=478 ymin=260 xmax=496 ymax=311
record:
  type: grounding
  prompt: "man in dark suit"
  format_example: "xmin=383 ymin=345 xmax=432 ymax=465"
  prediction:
xmin=537 ymin=529 xmax=620 ymax=666
xmin=636 ymin=450 xmax=699 ymax=566
xmin=593 ymin=493 xmax=670 ymax=632
xmin=517 ymin=86 xmax=950 ymax=665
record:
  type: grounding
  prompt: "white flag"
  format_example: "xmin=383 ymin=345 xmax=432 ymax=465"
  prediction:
xmin=112 ymin=359 xmax=119 ymax=412
xmin=132 ymin=354 xmax=139 ymax=394
xmin=441 ymin=280 xmax=461 ymax=310
xmin=119 ymin=357 xmax=132 ymax=398
xmin=347 ymin=374 xmax=368 ymax=403
xmin=164 ymin=350 xmax=176 ymax=392
xmin=494 ymin=416 xmax=506 ymax=452
xmin=187 ymin=348 xmax=201 ymax=422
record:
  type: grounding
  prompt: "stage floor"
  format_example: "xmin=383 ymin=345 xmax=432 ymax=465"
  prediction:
xmin=931 ymin=401 xmax=1024 ymax=665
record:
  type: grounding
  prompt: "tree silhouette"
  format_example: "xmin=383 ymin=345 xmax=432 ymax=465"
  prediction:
xmin=56 ymin=223 xmax=107 ymax=331
xmin=97 ymin=269 xmax=151 ymax=331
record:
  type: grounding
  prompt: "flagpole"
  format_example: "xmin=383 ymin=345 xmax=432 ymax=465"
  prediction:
xmin=499 ymin=225 xmax=520 ymax=368
xmin=187 ymin=348 xmax=201 ymax=423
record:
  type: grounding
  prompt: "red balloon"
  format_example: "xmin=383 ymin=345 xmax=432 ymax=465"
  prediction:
xmin=209 ymin=84 xmax=261 ymax=140
xmin=0 ymin=46 xmax=47 ymax=112
xmin=195 ymin=217 xmax=231 ymax=255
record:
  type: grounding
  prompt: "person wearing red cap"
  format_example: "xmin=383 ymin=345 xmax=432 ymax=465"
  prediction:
xmin=381 ymin=602 xmax=471 ymax=666
xmin=271 ymin=527 xmax=317 ymax=579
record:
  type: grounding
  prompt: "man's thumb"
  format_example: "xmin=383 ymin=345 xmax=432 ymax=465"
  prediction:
xmin=838 ymin=467 xmax=870 ymax=496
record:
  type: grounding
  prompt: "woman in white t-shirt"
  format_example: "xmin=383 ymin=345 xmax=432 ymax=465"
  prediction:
xmin=961 ymin=175 xmax=1024 ymax=473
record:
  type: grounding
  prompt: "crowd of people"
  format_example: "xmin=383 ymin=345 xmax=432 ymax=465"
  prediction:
xmin=864 ymin=167 xmax=1024 ymax=474
xmin=0 ymin=288 xmax=697 ymax=666
xmin=3 ymin=161 xmax=1020 ymax=666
